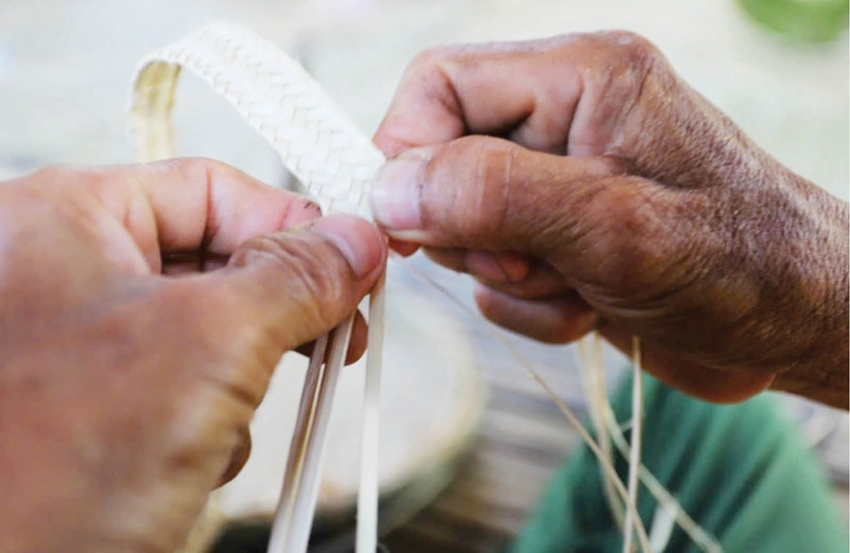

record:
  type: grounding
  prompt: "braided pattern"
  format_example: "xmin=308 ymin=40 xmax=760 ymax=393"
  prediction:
xmin=129 ymin=23 xmax=384 ymax=219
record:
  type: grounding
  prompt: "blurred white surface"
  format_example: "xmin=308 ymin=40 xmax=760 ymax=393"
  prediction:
xmin=0 ymin=0 xmax=846 ymax=200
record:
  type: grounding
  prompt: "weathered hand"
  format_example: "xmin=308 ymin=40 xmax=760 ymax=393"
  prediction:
xmin=370 ymin=32 xmax=848 ymax=408
xmin=0 ymin=159 xmax=386 ymax=552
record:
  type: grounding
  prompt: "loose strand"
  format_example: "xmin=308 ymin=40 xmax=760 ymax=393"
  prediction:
xmin=356 ymin=270 xmax=387 ymax=553
xmin=576 ymin=335 xmax=626 ymax=530
xmin=397 ymin=258 xmax=653 ymax=553
xmin=605 ymin=406 xmax=723 ymax=553
xmin=622 ymin=336 xmax=644 ymax=553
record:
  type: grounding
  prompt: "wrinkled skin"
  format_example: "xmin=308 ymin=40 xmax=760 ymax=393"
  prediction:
xmin=370 ymin=31 xmax=849 ymax=409
xmin=0 ymin=159 xmax=386 ymax=552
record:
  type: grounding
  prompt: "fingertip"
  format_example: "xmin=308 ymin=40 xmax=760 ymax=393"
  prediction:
xmin=308 ymin=215 xmax=387 ymax=280
xmin=217 ymin=427 xmax=252 ymax=487
xmin=465 ymin=250 xmax=532 ymax=283
xmin=345 ymin=310 xmax=368 ymax=364
xmin=466 ymin=251 xmax=509 ymax=282
xmin=494 ymin=251 xmax=531 ymax=282
xmin=373 ymin=133 xmax=414 ymax=158
xmin=390 ymin=238 xmax=419 ymax=257
xmin=472 ymin=281 xmax=496 ymax=314
xmin=370 ymin=149 xmax=430 ymax=233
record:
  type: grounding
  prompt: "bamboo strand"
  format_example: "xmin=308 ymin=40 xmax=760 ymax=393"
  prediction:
xmin=606 ymin=410 xmax=723 ymax=552
xmin=622 ymin=336 xmax=644 ymax=553
xmin=268 ymin=316 xmax=354 ymax=553
xmin=267 ymin=332 xmax=328 ymax=551
xmin=356 ymin=270 xmax=387 ymax=553
xmin=578 ymin=334 xmax=626 ymax=530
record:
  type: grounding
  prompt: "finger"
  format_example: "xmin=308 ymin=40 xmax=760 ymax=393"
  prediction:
xmin=373 ymin=32 xmax=656 ymax=156
xmin=422 ymin=247 xmax=469 ymax=274
xmin=371 ymin=135 xmax=625 ymax=257
xmin=295 ymin=309 xmax=369 ymax=364
xmin=474 ymin=263 xmax=570 ymax=300
xmin=389 ymin=238 xmax=419 ymax=257
xmin=473 ymin=284 xmax=598 ymax=344
xmin=210 ymin=214 xmax=383 ymax=382
xmin=601 ymin=326 xmax=775 ymax=404
xmin=217 ymin=427 xmax=252 ymax=487
xmin=100 ymin=158 xmax=323 ymax=270
xmin=466 ymin=251 xmax=530 ymax=282
xmin=373 ymin=38 xmax=581 ymax=155
xmin=426 ymin=246 xmax=570 ymax=299
xmin=423 ymin=248 xmax=531 ymax=282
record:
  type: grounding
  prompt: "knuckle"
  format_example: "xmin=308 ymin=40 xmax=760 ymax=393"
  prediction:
xmin=166 ymin=156 xmax=221 ymax=186
xmin=183 ymin=156 xmax=229 ymax=177
xmin=426 ymin=137 xmax=515 ymax=243
xmin=29 ymin=164 xmax=88 ymax=187
xmin=579 ymin=179 xmax=674 ymax=292
xmin=407 ymin=44 xmax=457 ymax=74
xmin=473 ymin=286 xmax=502 ymax=322
xmin=602 ymin=30 xmax=660 ymax=63
xmin=582 ymin=30 xmax=663 ymax=107
xmin=233 ymin=233 xmax=350 ymax=325
xmin=149 ymin=157 xmax=232 ymax=189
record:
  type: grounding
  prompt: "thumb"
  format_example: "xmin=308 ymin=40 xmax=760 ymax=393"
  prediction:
xmin=369 ymin=135 xmax=622 ymax=256
xmin=210 ymin=214 xmax=386 ymax=358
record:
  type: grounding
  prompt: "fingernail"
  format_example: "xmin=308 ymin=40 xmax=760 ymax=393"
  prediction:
xmin=370 ymin=150 xmax=428 ymax=230
xmin=310 ymin=215 xmax=382 ymax=278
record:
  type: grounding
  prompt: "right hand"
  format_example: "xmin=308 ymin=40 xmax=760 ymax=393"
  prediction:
xmin=369 ymin=32 xmax=849 ymax=408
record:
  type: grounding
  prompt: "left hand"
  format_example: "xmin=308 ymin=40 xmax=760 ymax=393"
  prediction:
xmin=0 ymin=159 xmax=386 ymax=552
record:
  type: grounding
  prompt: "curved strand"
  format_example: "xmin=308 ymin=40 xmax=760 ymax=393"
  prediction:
xmin=129 ymin=23 xmax=384 ymax=218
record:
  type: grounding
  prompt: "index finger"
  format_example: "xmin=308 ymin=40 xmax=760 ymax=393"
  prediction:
xmin=373 ymin=36 xmax=585 ymax=157
xmin=374 ymin=32 xmax=657 ymax=158
xmin=117 ymin=158 xmax=321 ymax=268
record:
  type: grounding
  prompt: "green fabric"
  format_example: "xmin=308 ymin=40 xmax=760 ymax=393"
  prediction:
xmin=511 ymin=373 xmax=848 ymax=553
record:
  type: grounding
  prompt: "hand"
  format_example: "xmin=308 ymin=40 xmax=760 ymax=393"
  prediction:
xmin=0 ymin=159 xmax=386 ymax=552
xmin=369 ymin=32 xmax=848 ymax=408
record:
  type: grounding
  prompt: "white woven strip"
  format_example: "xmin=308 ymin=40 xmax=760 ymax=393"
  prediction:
xmin=129 ymin=23 xmax=385 ymax=218
xmin=129 ymin=23 xmax=387 ymax=553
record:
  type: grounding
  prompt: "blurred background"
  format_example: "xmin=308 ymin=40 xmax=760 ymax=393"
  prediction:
xmin=0 ymin=0 xmax=846 ymax=551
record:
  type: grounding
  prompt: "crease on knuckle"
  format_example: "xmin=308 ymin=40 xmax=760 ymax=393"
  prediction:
xmin=582 ymin=179 xmax=673 ymax=291
xmin=235 ymin=234 xmax=350 ymax=329
xmin=407 ymin=45 xmax=467 ymax=123
xmin=436 ymin=137 xmax=514 ymax=245
xmin=592 ymin=31 xmax=662 ymax=136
